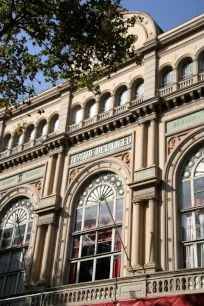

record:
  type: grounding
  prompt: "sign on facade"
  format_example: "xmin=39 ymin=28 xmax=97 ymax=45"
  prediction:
xmin=70 ymin=135 xmax=132 ymax=165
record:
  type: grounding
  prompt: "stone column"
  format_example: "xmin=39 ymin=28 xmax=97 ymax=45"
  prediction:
xmin=39 ymin=223 xmax=54 ymax=282
xmin=127 ymin=87 xmax=132 ymax=107
xmin=31 ymin=226 xmax=43 ymax=282
xmin=53 ymin=152 xmax=64 ymax=194
xmin=131 ymin=201 xmax=141 ymax=267
xmin=148 ymin=119 xmax=157 ymax=166
xmin=44 ymin=155 xmax=55 ymax=196
xmin=147 ymin=198 xmax=155 ymax=264
xmin=110 ymin=94 xmax=115 ymax=115
xmin=138 ymin=123 xmax=145 ymax=169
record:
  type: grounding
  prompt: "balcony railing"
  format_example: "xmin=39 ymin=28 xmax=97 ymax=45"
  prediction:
xmin=23 ymin=141 xmax=33 ymax=150
xmin=178 ymin=77 xmax=193 ymax=89
xmin=98 ymin=111 xmax=111 ymax=121
xmin=83 ymin=117 xmax=95 ymax=127
xmin=159 ymin=85 xmax=173 ymax=97
xmin=114 ymin=104 xmax=128 ymax=115
xmin=199 ymin=72 xmax=204 ymax=81
xmin=131 ymin=96 xmax=144 ymax=105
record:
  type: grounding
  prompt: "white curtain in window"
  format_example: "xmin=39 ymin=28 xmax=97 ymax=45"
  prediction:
xmin=186 ymin=244 xmax=194 ymax=268
xmin=181 ymin=62 xmax=193 ymax=79
xmin=199 ymin=212 xmax=204 ymax=238
xmin=118 ymin=89 xmax=127 ymax=106
xmin=197 ymin=243 xmax=204 ymax=267
xmin=103 ymin=96 xmax=111 ymax=112
xmin=87 ymin=102 xmax=96 ymax=118
xmin=135 ymin=83 xmax=144 ymax=97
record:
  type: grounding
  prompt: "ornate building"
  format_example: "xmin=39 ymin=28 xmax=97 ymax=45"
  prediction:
xmin=0 ymin=10 xmax=204 ymax=306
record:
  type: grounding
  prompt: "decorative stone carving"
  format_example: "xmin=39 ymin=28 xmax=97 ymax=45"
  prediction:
xmin=68 ymin=166 xmax=85 ymax=184
xmin=35 ymin=180 xmax=42 ymax=191
xmin=112 ymin=150 xmax=131 ymax=167
xmin=166 ymin=129 xmax=191 ymax=156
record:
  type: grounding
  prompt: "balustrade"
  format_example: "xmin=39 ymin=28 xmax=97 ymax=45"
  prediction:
xmin=98 ymin=111 xmax=110 ymax=120
xmin=159 ymin=85 xmax=173 ymax=97
xmin=178 ymin=77 xmax=193 ymax=89
xmin=131 ymin=96 xmax=144 ymax=105
xmin=114 ymin=104 xmax=128 ymax=115
xmin=199 ymin=72 xmax=204 ymax=81
xmin=83 ymin=117 xmax=95 ymax=126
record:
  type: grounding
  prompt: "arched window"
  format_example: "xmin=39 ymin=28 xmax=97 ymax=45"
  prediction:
xmin=161 ymin=68 xmax=173 ymax=87
xmin=3 ymin=134 xmax=11 ymax=151
xmin=25 ymin=125 xmax=35 ymax=143
xmin=72 ymin=106 xmax=82 ymax=124
xmin=0 ymin=198 xmax=33 ymax=297
xmin=118 ymin=88 xmax=127 ymax=106
xmin=86 ymin=100 xmax=96 ymax=119
xmin=69 ymin=172 xmax=124 ymax=284
xmin=135 ymin=81 xmax=144 ymax=97
xmin=50 ymin=115 xmax=59 ymax=133
xmin=13 ymin=133 xmax=22 ymax=148
xmin=101 ymin=95 xmax=111 ymax=113
xmin=180 ymin=60 xmax=193 ymax=80
xmin=37 ymin=120 xmax=47 ymax=138
xmin=180 ymin=147 xmax=204 ymax=269
xmin=199 ymin=55 xmax=204 ymax=73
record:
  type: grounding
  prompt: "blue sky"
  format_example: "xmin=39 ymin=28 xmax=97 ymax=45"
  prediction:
xmin=122 ymin=0 xmax=204 ymax=31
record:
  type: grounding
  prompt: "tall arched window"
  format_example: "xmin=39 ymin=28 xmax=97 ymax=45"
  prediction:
xmin=72 ymin=106 xmax=82 ymax=124
xmin=2 ymin=134 xmax=11 ymax=151
xmin=86 ymin=100 xmax=96 ymax=119
xmin=180 ymin=60 xmax=193 ymax=80
xmin=135 ymin=81 xmax=144 ymax=97
xmin=69 ymin=172 xmax=124 ymax=284
xmin=0 ymin=198 xmax=33 ymax=297
xmin=25 ymin=125 xmax=35 ymax=143
xmin=37 ymin=120 xmax=47 ymax=138
xmin=180 ymin=147 xmax=204 ymax=269
xmin=118 ymin=88 xmax=127 ymax=106
xmin=199 ymin=55 xmax=204 ymax=73
xmin=13 ymin=133 xmax=22 ymax=148
xmin=49 ymin=115 xmax=59 ymax=133
xmin=161 ymin=68 xmax=173 ymax=87
xmin=102 ymin=95 xmax=112 ymax=113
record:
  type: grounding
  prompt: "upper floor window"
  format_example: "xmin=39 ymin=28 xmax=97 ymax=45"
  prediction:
xmin=0 ymin=198 xmax=33 ymax=297
xmin=25 ymin=125 xmax=35 ymax=143
xmin=102 ymin=95 xmax=112 ymax=113
xmin=86 ymin=100 xmax=96 ymax=119
xmin=13 ymin=133 xmax=22 ymax=148
xmin=69 ymin=172 xmax=124 ymax=284
xmin=72 ymin=106 xmax=82 ymax=124
xmin=118 ymin=88 xmax=127 ymax=106
xmin=2 ymin=134 xmax=11 ymax=151
xmin=135 ymin=81 xmax=144 ymax=97
xmin=180 ymin=60 xmax=193 ymax=80
xmin=37 ymin=120 xmax=47 ymax=138
xmin=50 ymin=115 xmax=59 ymax=133
xmin=199 ymin=55 xmax=204 ymax=73
xmin=180 ymin=147 xmax=204 ymax=269
xmin=161 ymin=69 xmax=173 ymax=87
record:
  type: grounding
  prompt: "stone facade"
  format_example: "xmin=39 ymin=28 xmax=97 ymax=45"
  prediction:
xmin=0 ymin=11 xmax=204 ymax=306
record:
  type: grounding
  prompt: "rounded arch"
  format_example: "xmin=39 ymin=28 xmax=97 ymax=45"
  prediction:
xmin=84 ymin=99 xmax=96 ymax=119
xmin=195 ymin=46 xmax=204 ymax=59
xmin=99 ymin=92 xmax=112 ymax=113
xmin=159 ymin=65 xmax=173 ymax=88
xmin=2 ymin=132 xmax=12 ymax=151
xmin=36 ymin=116 xmax=47 ymax=126
xmin=113 ymin=82 xmax=128 ymax=95
xmin=159 ymin=63 xmax=174 ymax=72
xmin=175 ymin=54 xmax=194 ymax=69
xmin=71 ymin=101 xmax=82 ymax=109
xmin=36 ymin=118 xmax=47 ymax=138
xmin=48 ymin=113 xmax=59 ymax=133
xmin=129 ymin=75 xmax=144 ymax=87
xmin=24 ymin=124 xmax=35 ymax=143
xmin=48 ymin=111 xmax=59 ymax=122
xmin=98 ymin=89 xmax=113 ymax=100
xmin=83 ymin=96 xmax=96 ymax=108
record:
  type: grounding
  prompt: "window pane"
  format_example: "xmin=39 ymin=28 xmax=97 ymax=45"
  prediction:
xmin=194 ymin=177 xmax=204 ymax=193
xmin=0 ymin=253 xmax=9 ymax=274
xmin=82 ymin=233 xmax=95 ymax=257
xmin=181 ymin=181 xmax=191 ymax=209
xmin=97 ymin=230 xmax=112 ymax=254
xmin=183 ymin=244 xmax=194 ymax=268
xmin=114 ymin=228 xmax=122 ymax=251
xmin=103 ymin=96 xmax=111 ymax=112
xmin=25 ymin=221 xmax=32 ymax=244
xmin=84 ymin=206 xmax=97 ymax=230
xmin=9 ymin=251 xmax=22 ymax=272
xmin=75 ymin=209 xmax=82 ymax=231
xmin=17 ymin=272 xmax=24 ymax=294
xmin=182 ymin=213 xmax=193 ymax=241
xmin=0 ymin=276 xmax=4 ymax=297
xmin=69 ymin=263 xmax=77 ymax=284
xmin=72 ymin=237 xmax=80 ymax=258
xmin=1 ymin=228 xmax=13 ymax=249
xmin=113 ymin=255 xmax=121 ymax=278
xmin=197 ymin=243 xmax=204 ymax=267
xmin=195 ymin=209 xmax=204 ymax=240
xmin=95 ymin=257 xmax=110 ymax=280
xmin=13 ymin=224 xmax=26 ymax=247
xmin=194 ymin=192 xmax=204 ymax=206
xmin=116 ymin=199 xmax=123 ymax=222
xmin=99 ymin=202 xmax=113 ymax=226
xmin=79 ymin=260 xmax=93 ymax=283
xmin=119 ymin=89 xmax=127 ymax=106
xmin=3 ymin=274 xmax=18 ymax=296
xmin=135 ymin=83 xmax=144 ymax=97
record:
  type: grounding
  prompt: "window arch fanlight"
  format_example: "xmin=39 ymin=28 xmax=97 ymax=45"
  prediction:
xmin=86 ymin=100 xmax=96 ymax=119
xmin=101 ymin=94 xmax=112 ymax=113
xmin=135 ymin=80 xmax=144 ymax=97
xmin=180 ymin=146 xmax=204 ymax=269
xmin=69 ymin=171 xmax=124 ymax=284
xmin=72 ymin=105 xmax=82 ymax=124
xmin=3 ymin=134 xmax=11 ymax=151
xmin=37 ymin=120 xmax=47 ymax=138
xmin=0 ymin=197 xmax=33 ymax=297
xmin=25 ymin=125 xmax=35 ymax=143
xmin=49 ymin=114 xmax=59 ymax=134
xmin=161 ymin=67 xmax=173 ymax=87
xmin=13 ymin=132 xmax=22 ymax=148
xmin=180 ymin=59 xmax=193 ymax=80
xmin=118 ymin=87 xmax=127 ymax=106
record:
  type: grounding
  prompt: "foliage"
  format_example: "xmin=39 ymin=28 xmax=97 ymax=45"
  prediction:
xmin=0 ymin=0 xmax=139 ymax=110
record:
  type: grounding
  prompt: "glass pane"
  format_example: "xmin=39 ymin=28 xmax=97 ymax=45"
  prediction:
xmin=0 ymin=253 xmax=9 ymax=274
xmin=113 ymin=255 xmax=121 ymax=278
xmin=75 ymin=209 xmax=82 ymax=231
xmin=119 ymin=89 xmax=127 ymax=106
xmin=82 ymin=233 xmax=95 ymax=257
xmin=1 ymin=228 xmax=13 ymax=249
xmin=73 ymin=108 xmax=81 ymax=124
xmin=99 ymin=202 xmax=113 ymax=226
xmin=195 ymin=209 xmax=204 ymax=240
xmin=9 ymin=251 xmax=22 ymax=271
xmin=183 ymin=244 xmax=194 ymax=268
xmin=194 ymin=192 xmax=204 ymax=206
xmin=181 ymin=181 xmax=191 ymax=209
xmin=135 ymin=83 xmax=144 ymax=97
xmin=69 ymin=262 xmax=77 ymax=284
xmin=87 ymin=102 xmax=96 ymax=118
xmin=182 ymin=213 xmax=193 ymax=241
xmin=103 ymin=96 xmax=111 ymax=112
xmin=116 ymin=199 xmax=123 ymax=222
xmin=0 ymin=276 xmax=4 ymax=297
xmin=97 ymin=230 xmax=112 ymax=254
xmin=197 ymin=243 xmax=204 ymax=267
xmin=72 ymin=237 xmax=80 ymax=258
xmin=25 ymin=221 xmax=32 ymax=244
xmin=194 ymin=177 xmax=204 ymax=193
xmin=114 ymin=228 xmax=122 ymax=251
xmin=17 ymin=272 xmax=24 ymax=294
xmin=84 ymin=206 xmax=97 ymax=230
xmin=95 ymin=257 xmax=110 ymax=280
xmin=13 ymin=224 xmax=26 ymax=247
xmin=3 ymin=274 xmax=18 ymax=296
xmin=79 ymin=260 xmax=93 ymax=283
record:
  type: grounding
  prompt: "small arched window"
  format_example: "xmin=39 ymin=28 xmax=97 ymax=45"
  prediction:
xmin=37 ymin=120 xmax=47 ymax=138
xmin=199 ymin=55 xmax=204 ymax=73
xmin=86 ymin=100 xmax=96 ymax=119
xmin=118 ymin=88 xmax=127 ymax=106
xmin=50 ymin=115 xmax=59 ymax=133
xmin=161 ymin=69 xmax=173 ymax=87
xmin=72 ymin=106 xmax=82 ymax=124
xmin=102 ymin=95 xmax=112 ymax=113
xmin=135 ymin=81 xmax=144 ymax=97
xmin=180 ymin=60 xmax=193 ymax=80
xmin=3 ymin=134 xmax=11 ymax=151
xmin=13 ymin=133 xmax=22 ymax=148
xmin=69 ymin=172 xmax=124 ymax=284
xmin=25 ymin=125 xmax=35 ymax=143
xmin=0 ymin=198 xmax=33 ymax=297
xmin=180 ymin=147 xmax=204 ymax=269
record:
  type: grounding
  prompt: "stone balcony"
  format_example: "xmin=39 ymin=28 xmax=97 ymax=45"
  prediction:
xmin=0 ymin=268 xmax=203 ymax=306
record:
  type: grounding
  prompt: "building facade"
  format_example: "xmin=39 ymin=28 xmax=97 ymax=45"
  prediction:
xmin=0 ymin=10 xmax=204 ymax=306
